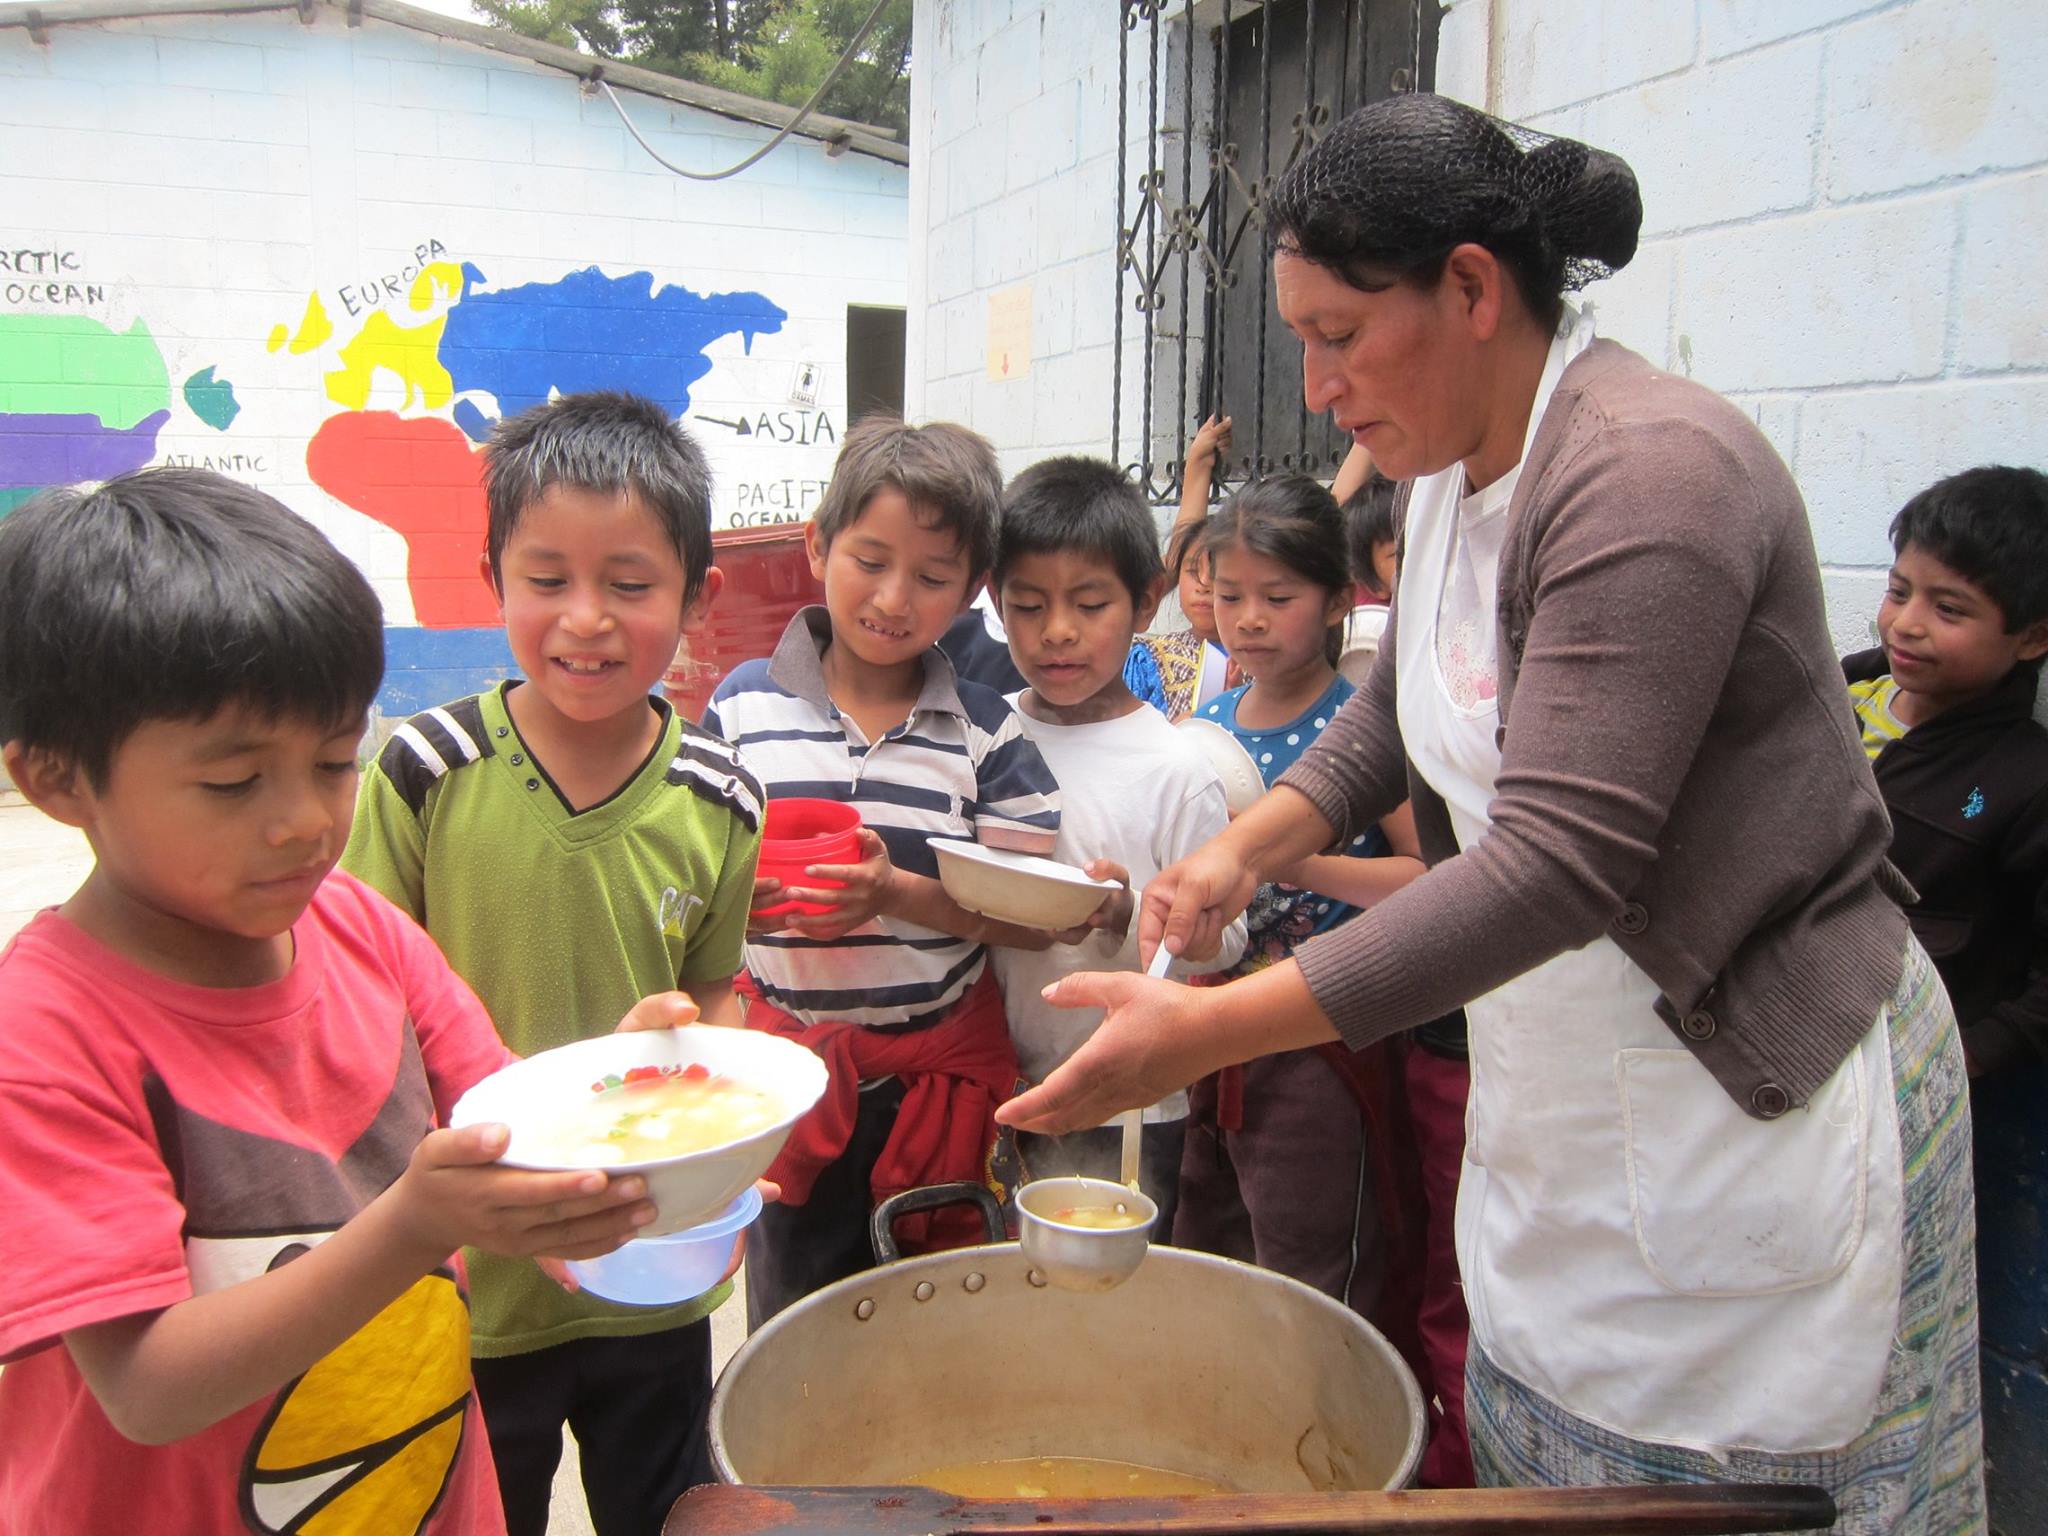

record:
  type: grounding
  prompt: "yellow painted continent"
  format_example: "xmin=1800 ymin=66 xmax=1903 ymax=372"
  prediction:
xmin=288 ymin=293 xmax=333 ymax=354
xmin=409 ymin=260 xmax=467 ymax=312
xmin=324 ymin=310 xmax=454 ymax=412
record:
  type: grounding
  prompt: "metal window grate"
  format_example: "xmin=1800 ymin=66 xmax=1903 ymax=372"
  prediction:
xmin=1112 ymin=0 xmax=1440 ymax=503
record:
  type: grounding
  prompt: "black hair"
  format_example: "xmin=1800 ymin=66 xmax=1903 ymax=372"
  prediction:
xmin=485 ymin=391 xmax=714 ymax=605
xmin=995 ymin=456 xmax=1164 ymax=605
xmin=1268 ymin=93 xmax=1642 ymax=329
xmin=1889 ymin=465 xmax=2048 ymax=631
xmin=0 ymin=468 xmax=383 ymax=787
xmin=1171 ymin=518 xmax=1212 ymax=589
xmin=1342 ymin=472 xmax=1400 ymax=599
xmin=1166 ymin=514 xmax=1214 ymax=583
xmin=1206 ymin=474 xmax=1351 ymax=665
xmin=812 ymin=415 xmax=1003 ymax=582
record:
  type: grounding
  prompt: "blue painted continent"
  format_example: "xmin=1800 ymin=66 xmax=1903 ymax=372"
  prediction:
xmin=440 ymin=263 xmax=786 ymax=441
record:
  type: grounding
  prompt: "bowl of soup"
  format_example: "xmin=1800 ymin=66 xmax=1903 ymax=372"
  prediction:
xmin=451 ymin=1027 xmax=828 ymax=1237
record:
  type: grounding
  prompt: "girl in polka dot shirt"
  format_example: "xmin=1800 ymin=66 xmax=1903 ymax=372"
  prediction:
xmin=1181 ymin=474 xmax=1427 ymax=1329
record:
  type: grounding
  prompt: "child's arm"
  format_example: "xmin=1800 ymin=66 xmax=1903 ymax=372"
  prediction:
xmin=1963 ymin=784 xmax=2048 ymax=1077
xmin=1050 ymin=860 xmax=1135 ymax=950
xmin=63 ymin=1125 xmax=650 ymax=1446
xmin=1271 ymin=800 xmax=1426 ymax=911
xmin=759 ymin=828 xmax=1059 ymax=951
xmin=1171 ymin=414 xmax=1232 ymax=545
xmin=1330 ymin=441 xmax=1376 ymax=505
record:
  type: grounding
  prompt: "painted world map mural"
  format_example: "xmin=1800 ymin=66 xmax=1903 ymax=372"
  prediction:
xmin=0 ymin=240 xmax=814 ymax=712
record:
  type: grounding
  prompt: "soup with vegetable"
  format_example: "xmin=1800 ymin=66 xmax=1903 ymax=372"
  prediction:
xmin=1044 ymin=1202 xmax=1149 ymax=1229
xmin=911 ymin=1456 xmax=1230 ymax=1498
xmin=522 ymin=1063 xmax=781 ymax=1166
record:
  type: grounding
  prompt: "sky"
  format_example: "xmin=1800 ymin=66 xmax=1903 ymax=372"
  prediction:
xmin=397 ymin=0 xmax=484 ymax=22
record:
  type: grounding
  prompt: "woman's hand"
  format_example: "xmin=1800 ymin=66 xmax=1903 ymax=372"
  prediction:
xmin=995 ymin=972 xmax=1225 ymax=1134
xmin=1139 ymin=841 xmax=1259 ymax=968
xmin=997 ymin=961 xmax=1337 ymax=1136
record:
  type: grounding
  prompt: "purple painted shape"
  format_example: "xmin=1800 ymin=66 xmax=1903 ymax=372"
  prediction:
xmin=0 ymin=409 xmax=172 ymax=488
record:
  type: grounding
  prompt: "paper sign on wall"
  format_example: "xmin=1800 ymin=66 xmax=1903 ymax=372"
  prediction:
xmin=986 ymin=285 xmax=1031 ymax=380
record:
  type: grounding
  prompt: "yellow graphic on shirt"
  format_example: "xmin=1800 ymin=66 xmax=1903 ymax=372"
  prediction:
xmin=243 ymin=1271 xmax=471 ymax=1535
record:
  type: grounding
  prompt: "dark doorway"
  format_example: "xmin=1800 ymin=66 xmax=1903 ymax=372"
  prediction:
xmin=846 ymin=304 xmax=907 ymax=423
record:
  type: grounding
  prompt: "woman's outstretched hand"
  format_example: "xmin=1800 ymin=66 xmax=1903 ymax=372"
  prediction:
xmin=995 ymin=971 xmax=1223 ymax=1134
xmin=1139 ymin=841 xmax=1259 ymax=969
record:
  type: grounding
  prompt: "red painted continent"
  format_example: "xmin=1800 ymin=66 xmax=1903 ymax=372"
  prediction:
xmin=307 ymin=411 xmax=496 ymax=628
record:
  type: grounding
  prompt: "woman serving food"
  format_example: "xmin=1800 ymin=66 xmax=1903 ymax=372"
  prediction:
xmin=999 ymin=95 xmax=1983 ymax=1529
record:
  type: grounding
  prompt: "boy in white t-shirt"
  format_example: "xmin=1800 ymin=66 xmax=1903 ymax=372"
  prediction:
xmin=991 ymin=457 xmax=1247 ymax=1230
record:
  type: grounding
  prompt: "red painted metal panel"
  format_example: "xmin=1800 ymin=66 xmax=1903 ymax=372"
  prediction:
xmin=663 ymin=524 xmax=823 ymax=723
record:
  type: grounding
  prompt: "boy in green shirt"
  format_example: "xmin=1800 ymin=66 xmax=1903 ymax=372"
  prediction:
xmin=344 ymin=392 xmax=763 ymax=1536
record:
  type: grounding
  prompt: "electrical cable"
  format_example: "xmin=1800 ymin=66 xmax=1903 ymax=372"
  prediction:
xmin=594 ymin=0 xmax=892 ymax=182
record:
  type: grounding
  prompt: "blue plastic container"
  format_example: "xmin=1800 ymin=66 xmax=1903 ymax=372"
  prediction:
xmin=566 ymin=1186 xmax=763 ymax=1306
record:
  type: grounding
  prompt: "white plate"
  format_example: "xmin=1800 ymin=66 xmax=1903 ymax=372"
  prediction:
xmin=929 ymin=837 xmax=1119 ymax=929
xmin=1176 ymin=717 xmax=1265 ymax=816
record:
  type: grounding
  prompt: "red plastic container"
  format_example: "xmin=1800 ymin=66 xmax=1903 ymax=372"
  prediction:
xmin=755 ymin=798 xmax=863 ymax=918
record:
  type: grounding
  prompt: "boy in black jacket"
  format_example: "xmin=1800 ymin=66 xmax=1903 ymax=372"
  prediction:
xmin=1843 ymin=464 xmax=2048 ymax=1533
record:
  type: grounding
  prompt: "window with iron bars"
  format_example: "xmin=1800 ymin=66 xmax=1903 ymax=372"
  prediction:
xmin=1112 ymin=0 xmax=1441 ymax=504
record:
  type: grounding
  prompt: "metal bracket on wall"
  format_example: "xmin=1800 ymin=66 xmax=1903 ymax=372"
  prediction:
xmin=24 ymin=7 xmax=48 ymax=43
xmin=296 ymin=0 xmax=315 ymax=24
xmin=346 ymin=0 xmax=364 ymax=27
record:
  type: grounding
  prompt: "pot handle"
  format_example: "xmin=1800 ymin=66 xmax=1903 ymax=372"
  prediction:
xmin=870 ymin=1182 xmax=1007 ymax=1263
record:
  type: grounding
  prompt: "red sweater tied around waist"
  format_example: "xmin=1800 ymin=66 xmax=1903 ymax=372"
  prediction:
xmin=739 ymin=971 xmax=1019 ymax=1253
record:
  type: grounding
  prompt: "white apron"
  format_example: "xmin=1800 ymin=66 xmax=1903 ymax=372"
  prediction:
xmin=1394 ymin=308 xmax=1906 ymax=1455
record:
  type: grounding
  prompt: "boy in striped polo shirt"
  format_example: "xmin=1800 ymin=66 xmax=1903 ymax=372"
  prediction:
xmin=344 ymin=393 xmax=763 ymax=1536
xmin=704 ymin=417 xmax=1070 ymax=1325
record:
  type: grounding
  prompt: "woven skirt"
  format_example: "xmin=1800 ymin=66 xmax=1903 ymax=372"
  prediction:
xmin=1467 ymin=940 xmax=1985 ymax=1535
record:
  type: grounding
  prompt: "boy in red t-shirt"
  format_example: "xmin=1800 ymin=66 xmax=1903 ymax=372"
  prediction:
xmin=0 ymin=470 xmax=685 ymax=1535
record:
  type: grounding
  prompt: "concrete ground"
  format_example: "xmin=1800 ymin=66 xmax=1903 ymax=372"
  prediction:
xmin=0 ymin=796 xmax=749 ymax=1536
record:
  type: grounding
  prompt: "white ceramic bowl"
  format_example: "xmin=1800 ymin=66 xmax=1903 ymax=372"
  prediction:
xmin=451 ymin=1027 xmax=827 ymax=1237
xmin=929 ymin=837 xmax=1120 ymax=929
xmin=1177 ymin=717 xmax=1265 ymax=816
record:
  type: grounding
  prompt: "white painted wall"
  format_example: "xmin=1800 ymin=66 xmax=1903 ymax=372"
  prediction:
xmin=1 ymin=6 xmax=905 ymax=710
xmin=906 ymin=0 xmax=1160 ymax=481
xmin=1435 ymin=0 xmax=2048 ymax=650
xmin=915 ymin=0 xmax=2047 ymax=649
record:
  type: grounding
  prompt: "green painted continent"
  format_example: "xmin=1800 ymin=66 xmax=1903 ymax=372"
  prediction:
xmin=183 ymin=365 xmax=242 ymax=430
xmin=0 ymin=315 xmax=171 ymax=430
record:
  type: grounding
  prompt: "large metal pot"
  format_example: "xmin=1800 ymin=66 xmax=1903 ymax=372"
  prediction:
xmin=710 ymin=1184 xmax=1427 ymax=1492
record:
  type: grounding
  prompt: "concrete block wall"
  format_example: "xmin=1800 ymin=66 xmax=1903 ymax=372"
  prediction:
xmin=1 ymin=8 xmax=906 ymax=716
xmin=1439 ymin=0 xmax=2048 ymax=650
xmin=907 ymin=0 xmax=1160 ymax=481
xmin=918 ymin=0 xmax=2046 ymax=654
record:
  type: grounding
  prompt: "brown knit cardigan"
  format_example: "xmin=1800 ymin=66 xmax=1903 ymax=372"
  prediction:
xmin=1280 ymin=339 xmax=1911 ymax=1120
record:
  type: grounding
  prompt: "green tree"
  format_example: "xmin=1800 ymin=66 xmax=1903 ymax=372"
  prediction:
xmin=473 ymin=0 xmax=911 ymax=135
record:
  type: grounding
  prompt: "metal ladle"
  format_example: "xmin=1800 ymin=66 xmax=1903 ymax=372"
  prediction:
xmin=1014 ymin=943 xmax=1178 ymax=1293
xmin=1117 ymin=941 xmax=1177 ymax=1190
